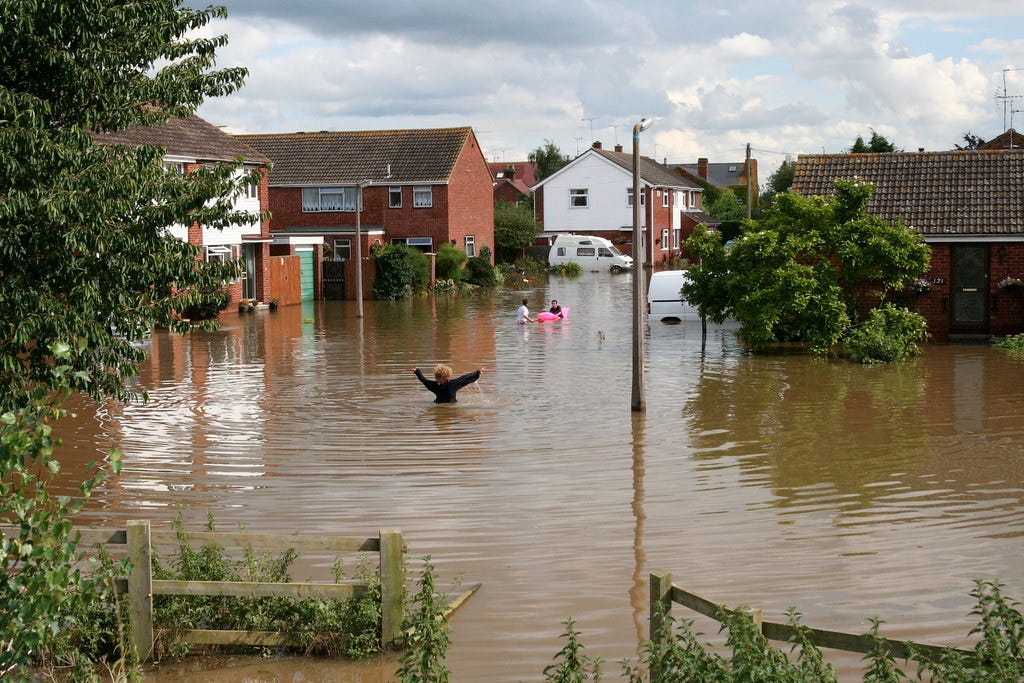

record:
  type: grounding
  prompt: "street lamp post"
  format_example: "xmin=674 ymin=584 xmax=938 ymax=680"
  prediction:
xmin=354 ymin=179 xmax=372 ymax=317
xmin=631 ymin=118 xmax=653 ymax=412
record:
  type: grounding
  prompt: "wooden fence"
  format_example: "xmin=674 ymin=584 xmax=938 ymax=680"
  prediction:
xmin=649 ymin=570 xmax=973 ymax=676
xmin=4 ymin=521 xmax=404 ymax=662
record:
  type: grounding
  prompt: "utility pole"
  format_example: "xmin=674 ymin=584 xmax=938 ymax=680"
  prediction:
xmin=632 ymin=117 xmax=654 ymax=413
xmin=354 ymin=179 xmax=372 ymax=317
xmin=745 ymin=143 xmax=752 ymax=220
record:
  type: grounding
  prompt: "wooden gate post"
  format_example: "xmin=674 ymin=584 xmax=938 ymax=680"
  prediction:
xmin=379 ymin=528 xmax=404 ymax=647
xmin=126 ymin=520 xmax=154 ymax=661
xmin=649 ymin=571 xmax=673 ymax=645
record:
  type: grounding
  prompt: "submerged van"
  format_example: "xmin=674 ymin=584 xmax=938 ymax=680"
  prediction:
xmin=647 ymin=270 xmax=700 ymax=323
xmin=548 ymin=234 xmax=633 ymax=273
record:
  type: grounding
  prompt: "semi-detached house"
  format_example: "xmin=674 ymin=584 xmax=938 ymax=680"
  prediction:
xmin=238 ymin=127 xmax=494 ymax=301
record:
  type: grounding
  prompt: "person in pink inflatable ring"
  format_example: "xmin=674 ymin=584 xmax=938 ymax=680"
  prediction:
xmin=548 ymin=299 xmax=564 ymax=319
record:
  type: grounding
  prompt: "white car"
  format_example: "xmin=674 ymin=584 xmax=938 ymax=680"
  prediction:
xmin=647 ymin=270 xmax=701 ymax=323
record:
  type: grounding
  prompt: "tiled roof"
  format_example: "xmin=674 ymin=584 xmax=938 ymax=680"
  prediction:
xmin=92 ymin=115 xmax=268 ymax=164
xmin=792 ymin=150 xmax=1024 ymax=236
xmin=489 ymin=161 xmax=539 ymax=186
xmin=237 ymin=127 xmax=473 ymax=185
xmin=592 ymin=148 xmax=701 ymax=189
xmin=675 ymin=161 xmax=748 ymax=188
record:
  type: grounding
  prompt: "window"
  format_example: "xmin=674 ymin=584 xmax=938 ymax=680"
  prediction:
xmin=333 ymin=239 xmax=351 ymax=261
xmin=244 ymin=181 xmax=258 ymax=200
xmin=598 ymin=247 xmax=613 ymax=257
xmin=163 ymin=161 xmax=184 ymax=175
xmin=662 ymin=189 xmax=669 ymax=208
xmin=464 ymin=235 xmax=476 ymax=257
xmin=626 ymin=188 xmax=645 ymax=207
xmin=413 ymin=185 xmax=432 ymax=208
xmin=301 ymin=187 xmax=356 ymax=212
xmin=576 ymin=247 xmax=596 ymax=257
xmin=205 ymin=244 xmax=235 ymax=264
xmin=673 ymin=228 xmax=680 ymax=250
xmin=389 ymin=186 xmax=402 ymax=208
xmin=570 ymin=188 xmax=588 ymax=207
xmin=661 ymin=229 xmax=669 ymax=251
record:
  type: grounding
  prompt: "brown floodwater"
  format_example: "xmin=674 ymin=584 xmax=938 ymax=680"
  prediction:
xmin=53 ymin=272 xmax=1024 ymax=681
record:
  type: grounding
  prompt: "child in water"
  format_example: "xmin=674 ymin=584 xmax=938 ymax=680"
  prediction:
xmin=413 ymin=364 xmax=483 ymax=403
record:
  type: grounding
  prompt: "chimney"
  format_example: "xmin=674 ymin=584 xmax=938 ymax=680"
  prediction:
xmin=592 ymin=141 xmax=603 ymax=149
xmin=918 ymin=147 xmax=924 ymax=153
xmin=504 ymin=164 xmax=516 ymax=180
xmin=697 ymin=157 xmax=709 ymax=180
xmin=614 ymin=144 xmax=623 ymax=153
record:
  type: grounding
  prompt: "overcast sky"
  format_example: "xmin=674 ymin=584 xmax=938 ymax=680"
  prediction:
xmin=191 ymin=1 xmax=1024 ymax=180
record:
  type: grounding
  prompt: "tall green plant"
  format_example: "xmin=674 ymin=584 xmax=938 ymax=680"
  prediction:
xmin=397 ymin=558 xmax=451 ymax=683
xmin=435 ymin=243 xmax=468 ymax=282
xmin=372 ymin=244 xmax=430 ymax=300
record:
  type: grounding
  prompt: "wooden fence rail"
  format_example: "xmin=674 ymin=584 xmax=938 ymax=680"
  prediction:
xmin=3 ymin=521 xmax=404 ymax=662
xmin=649 ymin=570 xmax=973 ymax=677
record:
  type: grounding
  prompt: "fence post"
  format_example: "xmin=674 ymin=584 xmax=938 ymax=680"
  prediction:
xmin=379 ymin=528 xmax=404 ymax=647
xmin=649 ymin=571 xmax=673 ymax=645
xmin=126 ymin=520 xmax=154 ymax=662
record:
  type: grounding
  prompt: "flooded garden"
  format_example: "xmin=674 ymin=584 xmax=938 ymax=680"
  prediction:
xmin=54 ymin=272 xmax=1024 ymax=681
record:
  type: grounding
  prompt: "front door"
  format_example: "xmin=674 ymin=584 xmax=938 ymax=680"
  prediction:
xmin=951 ymin=244 xmax=989 ymax=332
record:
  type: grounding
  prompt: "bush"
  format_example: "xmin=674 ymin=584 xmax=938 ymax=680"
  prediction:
xmin=464 ymin=256 xmax=498 ymax=287
xmin=372 ymin=244 xmax=430 ymax=300
xmin=993 ymin=333 xmax=1024 ymax=351
xmin=549 ymin=261 xmax=582 ymax=277
xmin=435 ymin=243 xmax=467 ymax=283
xmin=844 ymin=303 xmax=929 ymax=364
xmin=181 ymin=287 xmax=230 ymax=321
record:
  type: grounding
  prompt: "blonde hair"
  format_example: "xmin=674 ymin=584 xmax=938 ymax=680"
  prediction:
xmin=433 ymin=364 xmax=452 ymax=384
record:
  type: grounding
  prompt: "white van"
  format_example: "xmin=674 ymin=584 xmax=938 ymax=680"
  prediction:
xmin=548 ymin=234 xmax=633 ymax=273
xmin=647 ymin=270 xmax=700 ymax=323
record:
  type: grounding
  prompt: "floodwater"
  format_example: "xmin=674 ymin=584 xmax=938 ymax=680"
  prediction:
xmin=54 ymin=272 xmax=1024 ymax=682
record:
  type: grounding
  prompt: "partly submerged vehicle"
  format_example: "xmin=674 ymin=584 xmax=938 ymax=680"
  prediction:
xmin=647 ymin=270 xmax=701 ymax=324
xmin=548 ymin=234 xmax=633 ymax=273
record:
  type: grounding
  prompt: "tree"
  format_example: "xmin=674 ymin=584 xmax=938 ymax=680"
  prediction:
xmin=528 ymin=139 xmax=569 ymax=181
xmin=767 ymin=158 xmax=796 ymax=193
xmin=493 ymin=201 xmax=540 ymax=262
xmin=0 ymin=1 xmax=254 ymax=674
xmin=706 ymin=191 xmax=746 ymax=223
xmin=849 ymin=129 xmax=897 ymax=153
xmin=684 ymin=179 xmax=930 ymax=356
xmin=956 ymin=131 xmax=986 ymax=150
xmin=1 ymin=1 xmax=259 ymax=410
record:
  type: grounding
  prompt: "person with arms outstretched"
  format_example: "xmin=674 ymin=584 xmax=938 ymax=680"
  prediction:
xmin=413 ymin=364 xmax=483 ymax=403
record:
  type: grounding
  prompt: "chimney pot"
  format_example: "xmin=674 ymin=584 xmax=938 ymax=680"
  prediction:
xmin=592 ymin=141 xmax=602 ymax=149
xmin=614 ymin=144 xmax=623 ymax=152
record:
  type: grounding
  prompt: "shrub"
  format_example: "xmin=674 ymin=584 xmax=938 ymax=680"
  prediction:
xmin=550 ymin=261 xmax=582 ymax=277
xmin=435 ymin=243 xmax=467 ymax=283
xmin=993 ymin=333 xmax=1024 ymax=351
xmin=464 ymin=256 xmax=498 ymax=287
xmin=373 ymin=244 xmax=430 ymax=300
xmin=844 ymin=304 xmax=929 ymax=364
xmin=397 ymin=558 xmax=451 ymax=683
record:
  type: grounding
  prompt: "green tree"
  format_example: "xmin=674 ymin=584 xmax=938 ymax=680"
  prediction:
xmin=1 ymin=1 xmax=258 ymax=410
xmin=706 ymin=191 xmax=746 ymax=223
xmin=684 ymin=179 xmax=930 ymax=356
xmin=528 ymin=139 xmax=569 ymax=181
xmin=0 ymin=1 xmax=254 ymax=674
xmin=372 ymin=244 xmax=430 ymax=299
xmin=768 ymin=158 xmax=796 ymax=193
xmin=493 ymin=201 xmax=540 ymax=262
xmin=434 ymin=243 xmax=468 ymax=282
xmin=955 ymin=131 xmax=987 ymax=150
xmin=850 ymin=129 xmax=897 ymax=153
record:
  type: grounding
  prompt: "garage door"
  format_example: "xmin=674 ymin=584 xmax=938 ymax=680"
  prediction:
xmin=298 ymin=249 xmax=315 ymax=301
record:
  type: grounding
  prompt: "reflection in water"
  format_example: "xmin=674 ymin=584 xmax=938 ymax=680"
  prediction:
xmin=51 ymin=275 xmax=1024 ymax=681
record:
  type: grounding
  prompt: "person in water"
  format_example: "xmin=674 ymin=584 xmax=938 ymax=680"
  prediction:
xmin=413 ymin=364 xmax=483 ymax=403
xmin=548 ymin=299 xmax=564 ymax=319
xmin=516 ymin=298 xmax=534 ymax=324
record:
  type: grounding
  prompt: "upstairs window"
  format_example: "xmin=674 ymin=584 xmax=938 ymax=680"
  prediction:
xmin=626 ymin=188 xmax=645 ymax=207
xmin=662 ymin=189 xmax=669 ymax=208
xmin=570 ymin=188 xmax=588 ymax=207
xmin=244 ymin=181 xmax=258 ymax=200
xmin=389 ymin=186 xmax=402 ymax=208
xmin=301 ymin=187 xmax=356 ymax=212
xmin=413 ymin=185 xmax=432 ymax=208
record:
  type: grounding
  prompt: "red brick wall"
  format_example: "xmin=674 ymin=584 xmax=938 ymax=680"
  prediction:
xmin=446 ymin=134 xmax=495 ymax=261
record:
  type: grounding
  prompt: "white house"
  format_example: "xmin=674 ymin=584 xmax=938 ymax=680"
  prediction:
xmin=531 ymin=142 xmax=702 ymax=266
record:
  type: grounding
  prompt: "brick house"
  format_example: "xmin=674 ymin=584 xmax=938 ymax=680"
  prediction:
xmin=792 ymin=149 xmax=1024 ymax=341
xmin=238 ymin=127 xmax=494 ymax=301
xmin=532 ymin=142 xmax=703 ymax=267
xmin=94 ymin=115 xmax=273 ymax=307
xmin=489 ymin=161 xmax=538 ymax=205
xmin=675 ymin=156 xmax=760 ymax=211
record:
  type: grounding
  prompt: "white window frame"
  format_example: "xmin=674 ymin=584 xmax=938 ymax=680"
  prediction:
xmin=413 ymin=185 xmax=433 ymax=208
xmin=389 ymin=186 xmax=402 ymax=208
xmin=301 ymin=186 xmax=357 ymax=212
xmin=464 ymin=235 xmax=476 ymax=256
xmin=661 ymin=229 xmax=669 ymax=251
xmin=570 ymin=188 xmax=588 ymax=208
xmin=244 ymin=181 xmax=258 ymax=200
xmin=662 ymin=188 xmax=669 ymax=208
xmin=163 ymin=161 xmax=184 ymax=175
xmin=672 ymin=228 xmax=680 ymax=250
xmin=333 ymin=239 xmax=351 ymax=261
xmin=626 ymin=188 xmax=645 ymax=207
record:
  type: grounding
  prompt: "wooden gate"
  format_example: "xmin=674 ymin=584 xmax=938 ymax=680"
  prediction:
xmin=323 ymin=260 xmax=345 ymax=300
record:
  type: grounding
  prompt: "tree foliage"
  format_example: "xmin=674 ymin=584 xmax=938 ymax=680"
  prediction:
xmin=528 ymin=139 xmax=569 ymax=181
xmin=684 ymin=179 xmax=930 ymax=355
xmin=850 ymin=129 xmax=898 ymax=153
xmin=372 ymin=244 xmax=430 ymax=299
xmin=434 ymin=243 xmax=468 ymax=282
xmin=955 ymin=131 xmax=987 ymax=150
xmin=493 ymin=201 xmax=540 ymax=262
xmin=706 ymin=191 xmax=746 ymax=223
xmin=0 ymin=0 xmax=259 ymax=411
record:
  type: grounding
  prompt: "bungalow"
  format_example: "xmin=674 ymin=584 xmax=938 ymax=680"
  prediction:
xmin=94 ymin=115 xmax=273 ymax=306
xmin=238 ymin=127 xmax=494 ymax=301
xmin=792 ymin=148 xmax=1024 ymax=341
xmin=532 ymin=141 xmax=704 ymax=267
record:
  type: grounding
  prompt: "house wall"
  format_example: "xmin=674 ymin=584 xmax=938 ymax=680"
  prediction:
xmin=541 ymin=154 xmax=639 ymax=234
xmin=445 ymin=136 xmax=495 ymax=260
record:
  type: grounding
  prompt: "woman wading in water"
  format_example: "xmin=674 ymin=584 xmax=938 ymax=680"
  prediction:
xmin=413 ymin=364 xmax=483 ymax=403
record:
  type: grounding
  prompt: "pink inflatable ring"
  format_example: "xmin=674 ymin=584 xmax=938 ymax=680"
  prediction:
xmin=537 ymin=307 xmax=569 ymax=322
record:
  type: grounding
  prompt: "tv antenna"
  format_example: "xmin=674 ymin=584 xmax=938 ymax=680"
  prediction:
xmin=609 ymin=123 xmax=625 ymax=145
xmin=581 ymin=116 xmax=599 ymax=143
xmin=996 ymin=68 xmax=1024 ymax=131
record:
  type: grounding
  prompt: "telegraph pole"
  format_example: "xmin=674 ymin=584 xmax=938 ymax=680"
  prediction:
xmin=745 ymin=143 xmax=752 ymax=220
xmin=631 ymin=118 xmax=653 ymax=412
